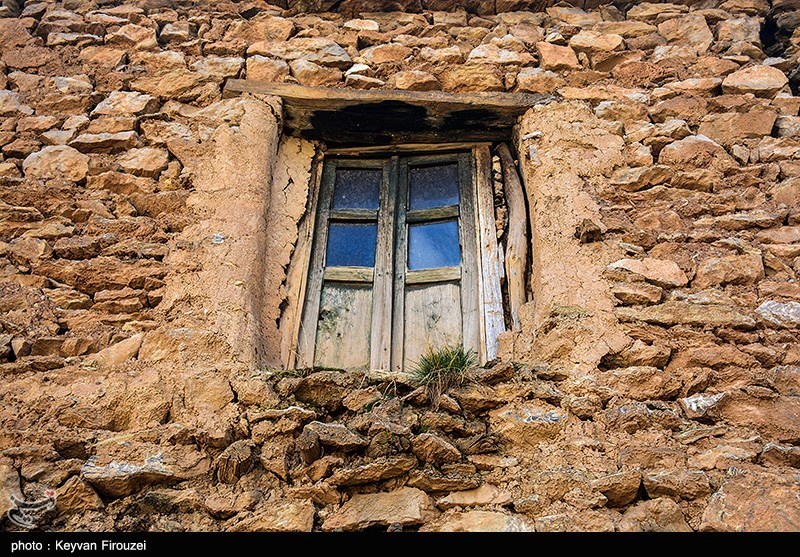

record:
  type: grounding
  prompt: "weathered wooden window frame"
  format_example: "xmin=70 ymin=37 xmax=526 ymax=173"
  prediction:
xmin=285 ymin=142 xmax=504 ymax=372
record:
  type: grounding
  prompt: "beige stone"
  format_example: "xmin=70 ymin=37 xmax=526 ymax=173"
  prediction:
xmin=591 ymin=471 xmax=641 ymax=507
xmin=515 ymin=67 xmax=564 ymax=94
xmin=105 ymin=24 xmax=158 ymax=51
xmin=722 ymin=65 xmax=790 ymax=98
xmin=394 ymin=70 xmax=440 ymax=91
xmin=191 ymin=56 xmax=243 ymax=78
xmin=619 ymin=498 xmax=692 ymax=532
xmin=420 ymin=510 xmax=534 ymax=532
xmin=246 ymin=56 xmax=290 ymax=82
xmin=88 ymin=334 xmax=143 ymax=369
xmin=22 ymin=146 xmax=89 ymax=182
xmin=467 ymin=44 xmax=533 ymax=65
xmin=536 ymin=41 xmax=580 ymax=71
xmin=611 ymin=282 xmax=663 ymax=305
xmin=304 ymin=421 xmax=367 ymax=452
xmin=436 ymin=484 xmax=513 ymax=510
xmin=228 ymin=500 xmax=315 ymax=532
xmin=437 ymin=64 xmax=504 ymax=92
xmin=118 ymin=148 xmax=170 ymax=178
xmin=628 ymin=3 xmax=688 ymax=22
xmin=56 ymin=477 xmax=104 ymax=514
xmin=0 ymin=90 xmax=33 ymax=116
xmin=617 ymin=302 xmax=756 ymax=329
xmin=698 ymin=110 xmax=778 ymax=146
xmin=78 ymin=46 xmax=127 ymax=67
xmin=756 ymin=300 xmax=800 ymax=328
xmin=606 ymin=258 xmax=688 ymax=288
xmin=701 ymin=471 xmax=800 ymax=531
xmin=694 ymin=253 xmax=765 ymax=288
xmin=658 ymin=15 xmax=714 ymax=53
xmin=323 ymin=488 xmax=437 ymax=531
xmin=328 ymin=455 xmax=416 ymax=486
xmin=361 ymin=43 xmax=412 ymax=64
xmin=344 ymin=74 xmax=384 ymax=89
xmin=290 ymin=59 xmax=343 ymax=86
xmin=490 ymin=401 xmax=566 ymax=448
xmin=756 ymin=226 xmax=800 ymax=244
xmin=412 ymin=433 xmax=461 ymax=465
xmin=659 ymin=135 xmax=736 ymax=171
xmin=643 ymin=470 xmax=711 ymax=501
xmin=131 ymin=69 xmax=215 ymax=102
xmin=602 ymin=366 xmax=682 ymax=401
xmin=569 ymin=30 xmax=624 ymax=53
xmin=248 ymin=38 xmax=351 ymax=69
xmin=82 ymin=441 xmax=210 ymax=497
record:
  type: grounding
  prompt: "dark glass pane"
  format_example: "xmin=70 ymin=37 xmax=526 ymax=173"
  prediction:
xmin=409 ymin=163 xmax=459 ymax=210
xmin=408 ymin=220 xmax=460 ymax=270
xmin=333 ymin=168 xmax=381 ymax=210
xmin=326 ymin=223 xmax=377 ymax=267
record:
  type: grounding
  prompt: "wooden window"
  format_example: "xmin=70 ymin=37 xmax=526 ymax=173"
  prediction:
xmin=297 ymin=146 xmax=503 ymax=372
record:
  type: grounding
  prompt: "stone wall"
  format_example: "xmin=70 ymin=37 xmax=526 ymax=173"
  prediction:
xmin=1 ymin=0 xmax=799 ymax=532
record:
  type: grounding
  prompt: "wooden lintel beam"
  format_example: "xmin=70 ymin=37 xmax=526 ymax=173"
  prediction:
xmin=223 ymin=80 xmax=555 ymax=145
xmin=224 ymin=80 xmax=550 ymax=109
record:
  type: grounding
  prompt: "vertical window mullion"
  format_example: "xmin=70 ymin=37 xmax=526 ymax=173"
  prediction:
xmin=370 ymin=157 xmax=397 ymax=371
xmin=391 ymin=159 xmax=410 ymax=371
xmin=297 ymin=160 xmax=337 ymax=368
xmin=457 ymin=151 xmax=481 ymax=357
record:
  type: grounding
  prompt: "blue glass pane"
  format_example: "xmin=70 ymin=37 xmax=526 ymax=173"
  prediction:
xmin=409 ymin=164 xmax=459 ymax=210
xmin=326 ymin=223 xmax=377 ymax=267
xmin=333 ymin=168 xmax=381 ymax=210
xmin=408 ymin=220 xmax=460 ymax=270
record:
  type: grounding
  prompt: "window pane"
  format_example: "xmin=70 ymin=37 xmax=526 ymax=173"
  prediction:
xmin=333 ymin=168 xmax=381 ymax=210
xmin=326 ymin=223 xmax=377 ymax=267
xmin=408 ymin=220 xmax=460 ymax=270
xmin=409 ymin=163 xmax=459 ymax=210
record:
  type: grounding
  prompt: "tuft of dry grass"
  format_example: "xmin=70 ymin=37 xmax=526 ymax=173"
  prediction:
xmin=411 ymin=344 xmax=476 ymax=407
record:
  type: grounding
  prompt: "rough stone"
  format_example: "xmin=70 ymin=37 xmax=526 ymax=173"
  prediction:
xmin=619 ymin=498 xmax=692 ymax=532
xmin=701 ymin=471 xmax=800 ymax=531
xmin=658 ymin=15 xmax=714 ymax=53
xmin=246 ymin=56 xmax=290 ymax=82
xmin=693 ymin=253 xmax=765 ymax=288
xmin=606 ymin=258 xmax=688 ymax=288
xmin=591 ymin=471 xmax=641 ymax=507
xmin=92 ymin=91 xmax=159 ymax=116
xmin=436 ymin=484 xmax=513 ymax=510
xmin=722 ymin=65 xmax=790 ymax=98
xmin=698 ymin=110 xmax=778 ymax=147
xmin=617 ymin=302 xmax=756 ymax=329
xmin=420 ymin=510 xmax=534 ymax=532
xmin=412 ymin=433 xmax=462 ymax=465
xmin=228 ymin=500 xmax=315 ymax=532
xmin=304 ymin=421 xmax=368 ymax=452
xmin=602 ymin=366 xmax=682 ymax=401
xmin=81 ymin=442 xmax=210 ymax=498
xmin=489 ymin=402 xmax=566 ymax=448
xmin=118 ymin=148 xmax=170 ymax=178
xmin=290 ymin=59 xmax=343 ymax=86
xmin=328 ymin=455 xmax=416 ymax=486
xmin=643 ymin=470 xmax=711 ymax=501
xmin=756 ymin=301 xmax=800 ymax=328
xmin=69 ymin=131 xmax=139 ymax=153
xmin=248 ymin=38 xmax=352 ymax=69
xmin=323 ymin=487 xmax=437 ymax=531
xmin=56 ymin=477 xmax=104 ymax=514
xmin=22 ymin=146 xmax=89 ymax=182
xmin=536 ymin=41 xmax=580 ymax=71
xmin=0 ymin=90 xmax=33 ymax=116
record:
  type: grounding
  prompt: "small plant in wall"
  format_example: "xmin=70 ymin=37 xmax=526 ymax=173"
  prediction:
xmin=411 ymin=344 xmax=477 ymax=407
